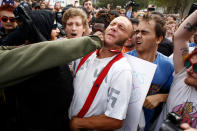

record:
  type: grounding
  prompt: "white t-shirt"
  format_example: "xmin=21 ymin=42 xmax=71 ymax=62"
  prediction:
xmin=152 ymin=69 xmax=197 ymax=130
xmin=69 ymin=52 xmax=133 ymax=120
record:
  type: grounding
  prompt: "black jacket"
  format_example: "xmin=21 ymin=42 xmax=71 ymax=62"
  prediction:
xmin=2 ymin=65 xmax=73 ymax=131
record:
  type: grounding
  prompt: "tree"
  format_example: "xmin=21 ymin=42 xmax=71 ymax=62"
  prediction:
xmin=149 ymin=0 xmax=197 ymax=17
xmin=96 ymin=0 xmax=128 ymax=9
xmin=95 ymin=0 xmax=148 ymax=11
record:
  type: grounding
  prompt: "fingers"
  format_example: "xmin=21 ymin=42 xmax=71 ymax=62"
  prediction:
xmin=94 ymin=31 xmax=104 ymax=42
xmin=180 ymin=123 xmax=191 ymax=130
xmin=143 ymin=99 xmax=154 ymax=109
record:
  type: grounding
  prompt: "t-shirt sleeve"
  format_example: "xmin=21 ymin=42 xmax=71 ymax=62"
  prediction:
xmin=105 ymin=69 xmax=133 ymax=120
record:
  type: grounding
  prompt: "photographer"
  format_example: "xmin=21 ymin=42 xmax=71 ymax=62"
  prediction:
xmin=125 ymin=0 xmax=139 ymax=18
xmin=152 ymin=10 xmax=197 ymax=131
xmin=126 ymin=4 xmax=133 ymax=18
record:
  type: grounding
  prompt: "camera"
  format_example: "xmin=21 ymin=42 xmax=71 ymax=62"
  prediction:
xmin=14 ymin=4 xmax=31 ymax=22
xmin=125 ymin=0 xmax=139 ymax=8
xmin=160 ymin=112 xmax=183 ymax=131
xmin=188 ymin=3 xmax=197 ymax=16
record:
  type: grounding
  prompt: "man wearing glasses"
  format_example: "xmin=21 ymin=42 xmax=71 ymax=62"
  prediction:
xmin=0 ymin=4 xmax=17 ymax=44
xmin=152 ymin=10 xmax=197 ymax=131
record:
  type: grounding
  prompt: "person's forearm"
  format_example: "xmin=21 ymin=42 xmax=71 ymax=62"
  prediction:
xmin=70 ymin=114 xmax=123 ymax=130
xmin=158 ymin=94 xmax=168 ymax=103
xmin=0 ymin=36 xmax=102 ymax=88
xmin=174 ymin=10 xmax=197 ymax=41
xmin=173 ymin=11 xmax=197 ymax=73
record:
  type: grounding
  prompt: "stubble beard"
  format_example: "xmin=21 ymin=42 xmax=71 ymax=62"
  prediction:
xmin=114 ymin=38 xmax=128 ymax=47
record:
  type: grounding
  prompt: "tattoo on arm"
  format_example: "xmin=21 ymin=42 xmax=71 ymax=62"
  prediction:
xmin=180 ymin=47 xmax=189 ymax=56
xmin=184 ymin=22 xmax=197 ymax=32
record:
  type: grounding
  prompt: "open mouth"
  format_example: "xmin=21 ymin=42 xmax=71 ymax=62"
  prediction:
xmin=136 ymin=41 xmax=142 ymax=45
xmin=71 ymin=33 xmax=77 ymax=37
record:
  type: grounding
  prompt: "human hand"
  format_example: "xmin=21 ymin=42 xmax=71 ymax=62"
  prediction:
xmin=70 ymin=116 xmax=79 ymax=130
xmin=143 ymin=94 xmax=163 ymax=109
xmin=94 ymin=31 xmax=104 ymax=44
xmin=180 ymin=123 xmax=197 ymax=131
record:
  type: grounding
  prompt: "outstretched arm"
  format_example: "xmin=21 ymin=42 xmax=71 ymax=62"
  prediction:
xmin=0 ymin=36 xmax=102 ymax=87
xmin=173 ymin=10 xmax=197 ymax=74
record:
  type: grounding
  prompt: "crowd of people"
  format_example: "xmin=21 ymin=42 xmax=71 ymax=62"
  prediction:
xmin=0 ymin=0 xmax=197 ymax=131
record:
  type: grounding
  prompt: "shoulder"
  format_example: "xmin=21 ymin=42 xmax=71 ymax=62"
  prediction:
xmin=155 ymin=52 xmax=174 ymax=72
xmin=127 ymin=50 xmax=137 ymax=57
xmin=111 ymin=56 xmax=132 ymax=72
xmin=156 ymin=52 xmax=173 ymax=65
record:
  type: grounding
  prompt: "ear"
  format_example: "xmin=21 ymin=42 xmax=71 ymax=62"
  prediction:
xmin=83 ymin=27 xmax=86 ymax=33
xmin=156 ymin=36 xmax=163 ymax=45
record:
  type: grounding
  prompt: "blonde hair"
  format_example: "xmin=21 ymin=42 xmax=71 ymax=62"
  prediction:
xmin=62 ymin=8 xmax=88 ymax=28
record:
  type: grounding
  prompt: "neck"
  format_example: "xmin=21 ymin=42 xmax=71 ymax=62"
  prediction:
xmin=138 ymin=51 xmax=157 ymax=62
xmin=5 ymin=29 xmax=13 ymax=34
xmin=97 ymin=46 xmax=122 ymax=59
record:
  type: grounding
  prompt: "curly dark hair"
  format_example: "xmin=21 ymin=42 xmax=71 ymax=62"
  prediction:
xmin=95 ymin=9 xmax=119 ymax=28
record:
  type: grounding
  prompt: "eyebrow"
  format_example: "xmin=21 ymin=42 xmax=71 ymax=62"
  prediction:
xmin=135 ymin=30 xmax=149 ymax=33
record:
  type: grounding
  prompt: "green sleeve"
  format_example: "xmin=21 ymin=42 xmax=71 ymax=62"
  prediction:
xmin=0 ymin=35 xmax=102 ymax=88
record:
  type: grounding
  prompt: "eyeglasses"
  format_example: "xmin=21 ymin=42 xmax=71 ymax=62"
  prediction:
xmin=52 ymin=24 xmax=57 ymax=30
xmin=0 ymin=16 xmax=16 ymax=23
xmin=184 ymin=59 xmax=197 ymax=73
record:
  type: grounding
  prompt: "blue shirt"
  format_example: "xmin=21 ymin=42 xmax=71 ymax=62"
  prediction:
xmin=126 ymin=10 xmax=132 ymax=18
xmin=189 ymin=42 xmax=197 ymax=47
xmin=127 ymin=50 xmax=174 ymax=130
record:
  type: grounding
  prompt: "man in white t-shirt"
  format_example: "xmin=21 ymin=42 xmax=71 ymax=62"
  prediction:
xmin=69 ymin=16 xmax=133 ymax=130
xmin=152 ymin=10 xmax=197 ymax=131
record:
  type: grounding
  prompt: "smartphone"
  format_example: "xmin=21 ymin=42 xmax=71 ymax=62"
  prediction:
xmin=188 ymin=3 xmax=197 ymax=16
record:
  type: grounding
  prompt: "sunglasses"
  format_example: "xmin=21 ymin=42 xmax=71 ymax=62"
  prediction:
xmin=0 ymin=16 xmax=16 ymax=23
xmin=52 ymin=24 xmax=57 ymax=30
xmin=184 ymin=59 xmax=197 ymax=73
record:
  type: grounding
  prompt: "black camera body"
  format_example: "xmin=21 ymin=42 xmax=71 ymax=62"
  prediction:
xmin=125 ymin=0 xmax=139 ymax=8
xmin=188 ymin=3 xmax=197 ymax=16
xmin=160 ymin=112 xmax=183 ymax=131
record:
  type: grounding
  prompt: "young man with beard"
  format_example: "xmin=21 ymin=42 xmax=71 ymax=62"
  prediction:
xmin=152 ymin=10 xmax=197 ymax=131
xmin=127 ymin=14 xmax=174 ymax=130
xmin=69 ymin=16 xmax=133 ymax=130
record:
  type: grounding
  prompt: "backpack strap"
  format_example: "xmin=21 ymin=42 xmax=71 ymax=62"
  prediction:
xmin=77 ymin=53 xmax=124 ymax=118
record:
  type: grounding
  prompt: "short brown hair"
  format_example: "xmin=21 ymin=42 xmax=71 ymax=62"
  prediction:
xmin=62 ymin=8 xmax=88 ymax=28
xmin=0 ymin=4 xmax=15 ymax=12
xmin=83 ymin=0 xmax=92 ymax=6
xmin=142 ymin=13 xmax=166 ymax=38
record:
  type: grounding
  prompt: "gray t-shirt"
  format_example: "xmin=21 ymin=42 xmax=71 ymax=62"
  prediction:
xmin=152 ymin=69 xmax=197 ymax=131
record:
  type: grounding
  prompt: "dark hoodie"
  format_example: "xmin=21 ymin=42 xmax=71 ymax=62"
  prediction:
xmin=1 ymin=10 xmax=73 ymax=131
xmin=1 ymin=10 xmax=55 ymax=45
